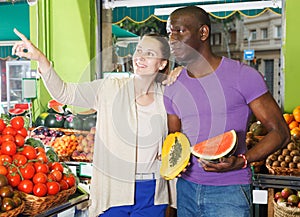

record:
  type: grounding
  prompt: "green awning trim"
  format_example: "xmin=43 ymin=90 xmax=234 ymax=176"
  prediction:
xmin=112 ymin=1 xmax=281 ymax=24
xmin=112 ymin=24 xmax=138 ymax=37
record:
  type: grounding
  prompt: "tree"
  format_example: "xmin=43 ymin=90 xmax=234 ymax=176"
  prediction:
xmin=118 ymin=17 xmax=167 ymax=36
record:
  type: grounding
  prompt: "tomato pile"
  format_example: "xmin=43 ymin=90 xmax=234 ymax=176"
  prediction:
xmin=0 ymin=117 xmax=76 ymax=197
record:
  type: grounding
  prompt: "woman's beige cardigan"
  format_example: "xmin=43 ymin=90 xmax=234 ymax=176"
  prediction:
xmin=40 ymin=68 xmax=175 ymax=216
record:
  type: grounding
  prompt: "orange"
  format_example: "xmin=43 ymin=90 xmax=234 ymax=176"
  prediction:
xmin=293 ymin=106 xmax=300 ymax=122
xmin=283 ymin=113 xmax=294 ymax=125
xmin=294 ymin=114 xmax=300 ymax=123
xmin=289 ymin=120 xmax=299 ymax=130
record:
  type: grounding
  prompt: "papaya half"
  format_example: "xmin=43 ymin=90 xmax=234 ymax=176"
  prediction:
xmin=160 ymin=132 xmax=191 ymax=180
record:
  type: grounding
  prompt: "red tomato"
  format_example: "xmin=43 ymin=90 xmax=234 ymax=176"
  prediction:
xmin=47 ymin=162 xmax=53 ymax=169
xmin=47 ymin=173 xmax=56 ymax=182
xmin=34 ymin=162 xmax=49 ymax=174
xmin=51 ymin=170 xmax=62 ymax=182
xmin=0 ymin=155 xmax=12 ymax=166
xmin=36 ymin=153 xmax=48 ymax=164
xmin=16 ymin=127 xmax=28 ymax=138
xmin=7 ymin=165 xmax=17 ymax=174
xmin=46 ymin=181 xmax=60 ymax=195
xmin=18 ymin=180 xmax=34 ymax=194
xmin=35 ymin=147 xmax=46 ymax=154
xmin=63 ymin=174 xmax=76 ymax=187
xmin=1 ymin=141 xmax=17 ymax=156
xmin=0 ymin=119 xmax=6 ymax=132
xmin=7 ymin=173 xmax=21 ymax=187
xmin=59 ymin=179 xmax=69 ymax=190
xmin=12 ymin=154 xmax=28 ymax=166
xmin=20 ymin=164 xmax=36 ymax=180
xmin=33 ymin=183 xmax=48 ymax=197
xmin=33 ymin=172 xmax=48 ymax=184
xmin=10 ymin=116 xmax=24 ymax=130
xmin=2 ymin=126 xmax=16 ymax=136
xmin=51 ymin=162 xmax=64 ymax=173
xmin=0 ymin=165 xmax=8 ymax=176
xmin=21 ymin=145 xmax=37 ymax=160
xmin=14 ymin=134 xmax=25 ymax=147
xmin=1 ymin=135 xmax=15 ymax=143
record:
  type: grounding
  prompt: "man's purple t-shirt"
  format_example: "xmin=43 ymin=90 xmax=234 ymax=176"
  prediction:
xmin=164 ymin=57 xmax=268 ymax=185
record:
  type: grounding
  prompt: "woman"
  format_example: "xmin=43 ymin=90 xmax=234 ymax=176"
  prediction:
xmin=12 ymin=29 xmax=175 ymax=217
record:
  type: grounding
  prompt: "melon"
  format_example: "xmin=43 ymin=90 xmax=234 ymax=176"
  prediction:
xmin=191 ymin=130 xmax=237 ymax=160
xmin=63 ymin=114 xmax=84 ymax=130
xmin=44 ymin=113 xmax=64 ymax=128
xmin=34 ymin=112 xmax=49 ymax=127
xmin=82 ymin=115 xmax=97 ymax=131
xmin=76 ymin=109 xmax=97 ymax=118
xmin=47 ymin=99 xmax=65 ymax=114
xmin=160 ymin=132 xmax=191 ymax=180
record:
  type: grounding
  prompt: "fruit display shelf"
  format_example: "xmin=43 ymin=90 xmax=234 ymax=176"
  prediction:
xmin=252 ymin=174 xmax=300 ymax=217
xmin=29 ymin=127 xmax=95 ymax=162
xmin=252 ymin=173 xmax=300 ymax=190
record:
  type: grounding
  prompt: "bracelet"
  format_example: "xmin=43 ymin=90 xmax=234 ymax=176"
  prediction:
xmin=238 ymin=154 xmax=248 ymax=169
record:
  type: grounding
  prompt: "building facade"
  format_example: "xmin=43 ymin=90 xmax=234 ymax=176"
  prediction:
xmin=211 ymin=10 xmax=282 ymax=103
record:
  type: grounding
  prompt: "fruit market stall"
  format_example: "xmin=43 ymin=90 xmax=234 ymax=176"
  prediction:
xmin=247 ymin=105 xmax=300 ymax=217
xmin=0 ymin=107 xmax=92 ymax=216
xmin=252 ymin=174 xmax=300 ymax=217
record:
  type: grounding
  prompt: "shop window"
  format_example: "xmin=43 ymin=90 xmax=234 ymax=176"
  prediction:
xmin=275 ymin=25 xmax=281 ymax=38
xmin=261 ymin=28 xmax=268 ymax=39
xmin=229 ymin=31 xmax=236 ymax=44
xmin=211 ymin=33 xmax=221 ymax=45
xmin=250 ymin=30 xmax=257 ymax=40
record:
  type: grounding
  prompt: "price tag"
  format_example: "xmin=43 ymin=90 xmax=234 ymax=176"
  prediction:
xmin=68 ymin=165 xmax=77 ymax=176
xmin=253 ymin=189 xmax=268 ymax=204
xmin=79 ymin=163 xmax=93 ymax=177
xmin=57 ymin=207 xmax=75 ymax=217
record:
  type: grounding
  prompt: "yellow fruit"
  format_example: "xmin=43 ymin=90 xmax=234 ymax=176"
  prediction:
xmin=293 ymin=106 xmax=300 ymax=122
xmin=283 ymin=113 xmax=294 ymax=125
xmin=289 ymin=121 xmax=299 ymax=130
xmin=160 ymin=132 xmax=190 ymax=180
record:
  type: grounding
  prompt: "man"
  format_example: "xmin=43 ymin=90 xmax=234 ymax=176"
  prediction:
xmin=163 ymin=6 xmax=290 ymax=217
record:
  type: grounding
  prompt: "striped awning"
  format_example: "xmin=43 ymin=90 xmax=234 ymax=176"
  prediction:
xmin=111 ymin=0 xmax=282 ymax=24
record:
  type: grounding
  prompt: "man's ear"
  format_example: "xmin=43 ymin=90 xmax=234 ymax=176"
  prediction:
xmin=199 ymin=25 xmax=210 ymax=40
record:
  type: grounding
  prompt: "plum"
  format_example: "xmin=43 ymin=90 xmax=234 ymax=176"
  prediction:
xmin=274 ymin=191 xmax=282 ymax=201
xmin=281 ymin=187 xmax=294 ymax=199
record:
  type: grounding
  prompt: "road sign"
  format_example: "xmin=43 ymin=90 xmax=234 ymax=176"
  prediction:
xmin=244 ymin=49 xmax=255 ymax=60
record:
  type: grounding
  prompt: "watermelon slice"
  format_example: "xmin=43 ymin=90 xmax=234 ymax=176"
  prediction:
xmin=47 ymin=99 xmax=65 ymax=114
xmin=14 ymin=103 xmax=31 ymax=110
xmin=8 ymin=108 xmax=27 ymax=116
xmin=191 ymin=130 xmax=237 ymax=160
xmin=160 ymin=132 xmax=191 ymax=180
